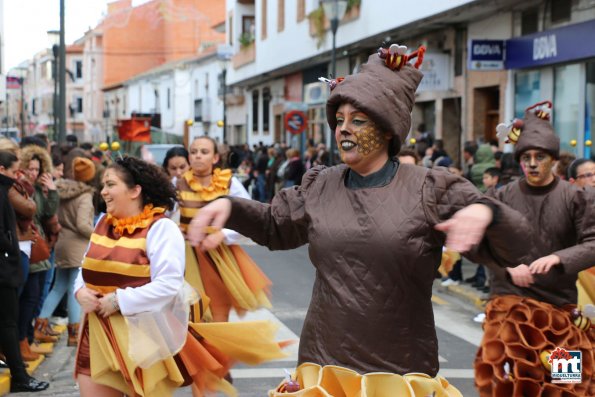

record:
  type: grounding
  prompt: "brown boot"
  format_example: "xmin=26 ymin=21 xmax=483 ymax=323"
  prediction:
xmin=19 ymin=339 xmax=40 ymax=362
xmin=67 ymin=323 xmax=79 ymax=347
xmin=34 ymin=318 xmax=58 ymax=343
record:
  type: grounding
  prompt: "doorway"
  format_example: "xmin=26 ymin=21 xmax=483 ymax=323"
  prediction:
xmin=473 ymin=86 xmax=500 ymax=143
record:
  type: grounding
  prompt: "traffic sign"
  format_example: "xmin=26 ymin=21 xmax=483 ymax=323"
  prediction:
xmin=284 ymin=110 xmax=308 ymax=135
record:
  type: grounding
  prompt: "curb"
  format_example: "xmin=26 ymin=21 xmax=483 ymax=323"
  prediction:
xmin=442 ymin=283 xmax=487 ymax=311
xmin=0 ymin=324 xmax=66 ymax=395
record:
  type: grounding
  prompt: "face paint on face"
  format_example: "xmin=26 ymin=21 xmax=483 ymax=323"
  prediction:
xmin=519 ymin=150 xmax=555 ymax=187
xmin=354 ymin=125 xmax=384 ymax=156
xmin=335 ymin=103 xmax=390 ymax=173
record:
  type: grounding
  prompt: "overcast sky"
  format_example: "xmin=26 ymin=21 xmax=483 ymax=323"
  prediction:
xmin=4 ymin=0 xmax=150 ymax=72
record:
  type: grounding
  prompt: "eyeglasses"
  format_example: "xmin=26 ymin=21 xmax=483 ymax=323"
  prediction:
xmin=576 ymin=172 xmax=595 ymax=179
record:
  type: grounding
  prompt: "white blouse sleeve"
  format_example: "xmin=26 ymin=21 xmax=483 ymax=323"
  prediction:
xmin=116 ymin=218 xmax=185 ymax=315
xmin=222 ymin=177 xmax=252 ymax=245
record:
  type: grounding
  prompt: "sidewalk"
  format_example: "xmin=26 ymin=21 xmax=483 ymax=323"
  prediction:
xmin=0 ymin=325 xmax=79 ymax=397
xmin=438 ymin=258 xmax=489 ymax=311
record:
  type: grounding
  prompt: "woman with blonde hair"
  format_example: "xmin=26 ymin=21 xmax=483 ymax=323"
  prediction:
xmin=17 ymin=143 xmax=59 ymax=358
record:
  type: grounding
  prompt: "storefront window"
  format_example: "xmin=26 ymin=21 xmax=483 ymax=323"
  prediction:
xmin=514 ymin=70 xmax=541 ymax=118
xmin=554 ymin=64 xmax=581 ymax=154
xmin=586 ymin=61 xmax=595 ymax=159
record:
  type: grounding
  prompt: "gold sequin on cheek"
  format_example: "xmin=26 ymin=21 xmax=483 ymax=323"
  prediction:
xmin=354 ymin=125 xmax=383 ymax=156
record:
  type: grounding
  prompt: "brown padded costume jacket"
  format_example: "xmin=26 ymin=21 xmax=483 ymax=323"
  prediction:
xmin=487 ymin=177 xmax=595 ymax=307
xmin=225 ymin=164 xmax=533 ymax=376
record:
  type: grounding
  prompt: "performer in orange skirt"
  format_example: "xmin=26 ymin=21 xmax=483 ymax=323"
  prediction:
xmin=475 ymin=101 xmax=595 ymax=396
xmin=74 ymin=157 xmax=285 ymax=397
xmin=177 ymin=136 xmax=272 ymax=322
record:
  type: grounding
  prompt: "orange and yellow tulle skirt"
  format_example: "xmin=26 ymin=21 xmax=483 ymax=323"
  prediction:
xmin=185 ymin=241 xmax=272 ymax=322
xmin=79 ymin=304 xmax=289 ymax=396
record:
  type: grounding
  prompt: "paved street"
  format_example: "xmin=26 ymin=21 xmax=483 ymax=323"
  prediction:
xmin=15 ymin=245 xmax=483 ymax=397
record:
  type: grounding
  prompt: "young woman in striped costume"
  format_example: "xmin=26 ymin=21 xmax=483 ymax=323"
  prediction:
xmin=73 ymin=157 xmax=286 ymax=397
xmin=177 ymin=136 xmax=272 ymax=323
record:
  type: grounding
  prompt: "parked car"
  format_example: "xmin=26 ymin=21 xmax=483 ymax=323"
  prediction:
xmin=140 ymin=144 xmax=183 ymax=165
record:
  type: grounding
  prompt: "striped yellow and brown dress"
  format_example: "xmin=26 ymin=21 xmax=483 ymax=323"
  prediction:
xmin=75 ymin=205 xmax=288 ymax=397
xmin=177 ymin=168 xmax=272 ymax=322
xmin=75 ymin=206 xmax=189 ymax=396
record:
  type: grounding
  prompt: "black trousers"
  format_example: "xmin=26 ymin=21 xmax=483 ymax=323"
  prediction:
xmin=18 ymin=271 xmax=46 ymax=341
xmin=0 ymin=286 xmax=28 ymax=382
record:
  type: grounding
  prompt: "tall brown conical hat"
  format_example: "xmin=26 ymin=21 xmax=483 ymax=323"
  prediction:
xmin=513 ymin=101 xmax=559 ymax=161
xmin=326 ymin=44 xmax=425 ymax=155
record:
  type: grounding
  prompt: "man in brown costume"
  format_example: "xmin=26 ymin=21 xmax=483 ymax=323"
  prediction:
xmin=475 ymin=101 xmax=595 ymax=397
xmin=188 ymin=46 xmax=534 ymax=395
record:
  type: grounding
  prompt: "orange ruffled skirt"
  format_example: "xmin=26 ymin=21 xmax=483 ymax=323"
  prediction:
xmin=474 ymin=295 xmax=595 ymax=397
xmin=184 ymin=241 xmax=272 ymax=322
xmin=76 ymin=306 xmax=289 ymax=396
xmin=269 ymin=363 xmax=462 ymax=396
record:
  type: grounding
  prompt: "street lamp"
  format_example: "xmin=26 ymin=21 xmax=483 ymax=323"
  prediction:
xmin=217 ymin=44 xmax=233 ymax=144
xmin=321 ymin=0 xmax=347 ymax=166
xmin=48 ymin=30 xmax=59 ymax=142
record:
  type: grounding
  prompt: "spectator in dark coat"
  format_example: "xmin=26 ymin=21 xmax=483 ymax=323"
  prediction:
xmin=283 ymin=149 xmax=305 ymax=187
xmin=0 ymin=151 xmax=49 ymax=392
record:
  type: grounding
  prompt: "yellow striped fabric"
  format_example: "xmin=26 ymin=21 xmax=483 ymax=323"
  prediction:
xmin=90 ymin=234 xmax=147 ymax=250
xmin=83 ymin=257 xmax=151 ymax=278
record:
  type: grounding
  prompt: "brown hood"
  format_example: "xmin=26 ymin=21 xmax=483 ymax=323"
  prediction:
xmin=514 ymin=105 xmax=559 ymax=162
xmin=20 ymin=144 xmax=53 ymax=175
xmin=326 ymin=52 xmax=423 ymax=155
xmin=56 ymin=178 xmax=95 ymax=200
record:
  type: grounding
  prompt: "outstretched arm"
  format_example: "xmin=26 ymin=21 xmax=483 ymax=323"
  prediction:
xmin=425 ymin=169 xmax=533 ymax=268
xmin=188 ymin=166 xmax=325 ymax=251
xmin=530 ymin=188 xmax=595 ymax=275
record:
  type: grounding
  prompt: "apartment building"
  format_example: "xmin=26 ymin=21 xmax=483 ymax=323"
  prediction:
xmin=224 ymin=0 xmax=595 ymax=163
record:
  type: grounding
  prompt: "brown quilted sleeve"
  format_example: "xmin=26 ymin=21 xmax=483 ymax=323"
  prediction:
xmin=422 ymin=168 xmax=533 ymax=268
xmin=225 ymin=166 xmax=325 ymax=250
xmin=554 ymin=188 xmax=595 ymax=274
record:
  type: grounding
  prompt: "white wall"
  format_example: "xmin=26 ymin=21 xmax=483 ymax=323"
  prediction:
xmin=228 ymin=0 xmax=476 ymax=85
xmin=468 ymin=12 xmax=512 ymax=39
xmin=123 ymin=55 xmax=225 ymax=141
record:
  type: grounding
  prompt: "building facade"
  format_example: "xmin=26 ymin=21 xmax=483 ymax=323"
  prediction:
xmin=224 ymin=0 xmax=595 ymax=164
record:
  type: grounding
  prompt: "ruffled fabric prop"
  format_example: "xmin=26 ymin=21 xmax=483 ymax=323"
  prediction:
xmin=474 ymin=295 xmax=595 ymax=397
xmin=269 ymin=363 xmax=462 ymax=397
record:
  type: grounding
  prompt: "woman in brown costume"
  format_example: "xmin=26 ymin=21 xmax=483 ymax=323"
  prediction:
xmin=188 ymin=45 xmax=534 ymax=396
xmin=475 ymin=101 xmax=595 ymax=397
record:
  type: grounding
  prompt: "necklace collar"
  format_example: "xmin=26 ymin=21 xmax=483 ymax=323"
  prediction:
xmin=106 ymin=204 xmax=166 ymax=235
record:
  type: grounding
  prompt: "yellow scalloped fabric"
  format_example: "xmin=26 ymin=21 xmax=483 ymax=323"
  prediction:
xmin=183 ymin=168 xmax=232 ymax=201
xmin=269 ymin=363 xmax=462 ymax=397
xmin=105 ymin=204 xmax=166 ymax=235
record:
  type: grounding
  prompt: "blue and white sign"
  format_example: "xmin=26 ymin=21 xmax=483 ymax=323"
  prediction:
xmin=506 ymin=19 xmax=595 ymax=69
xmin=468 ymin=40 xmax=505 ymax=70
